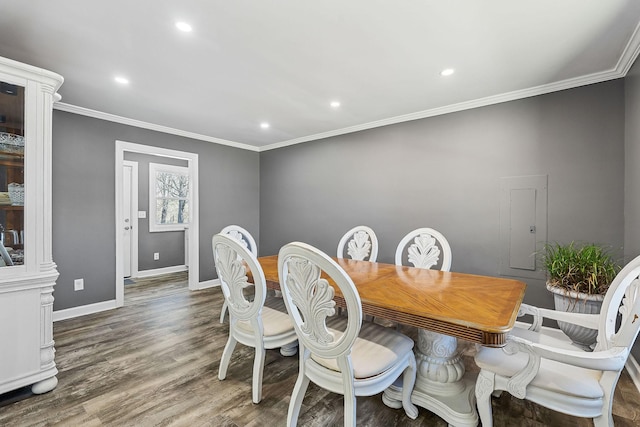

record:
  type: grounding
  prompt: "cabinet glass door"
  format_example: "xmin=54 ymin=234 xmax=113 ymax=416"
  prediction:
xmin=0 ymin=80 xmax=24 ymax=266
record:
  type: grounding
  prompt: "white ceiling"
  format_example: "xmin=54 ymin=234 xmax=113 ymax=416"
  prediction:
xmin=1 ymin=1 xmax=639 ymax=151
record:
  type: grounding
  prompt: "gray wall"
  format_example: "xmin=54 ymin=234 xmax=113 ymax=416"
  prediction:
xmin=260 ymin=79 xmax=625 ymax=312
xmin=51 ymin=74 xmax=637 ymax=355
xmin=123 ymin=152 xmax=187 ymax=271
xmin=625 ymin=59 xmax=640 ymax=360
xmin=52 ymin=111 xmax=260 ymax=310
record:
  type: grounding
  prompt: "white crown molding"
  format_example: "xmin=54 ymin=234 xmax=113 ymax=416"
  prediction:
xmin=260 ymin=68 xmax=629 ymax=152
xmin=53 ymin=19 xmax=640 ymax=154
xmin=53 ymin=102 xmax=259 ymax=152
xmin=616 ymin=19 xmax=640 ymax=76
xmin=53 ymin=61 xmax=633 ymax=155
xmin=262 ymin=21 xmax=640 ymax=152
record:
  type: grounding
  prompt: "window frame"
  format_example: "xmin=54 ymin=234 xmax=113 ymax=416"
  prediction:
xmin=148 ymin=162 xmax=191 ymax=232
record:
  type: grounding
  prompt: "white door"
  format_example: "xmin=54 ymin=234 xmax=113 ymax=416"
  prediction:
xmin=122 ymin=161 xmax=138 ymax=278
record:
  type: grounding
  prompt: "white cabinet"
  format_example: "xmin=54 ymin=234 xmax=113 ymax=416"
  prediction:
xmin=0 ymin=56 xmax=62 ymax=395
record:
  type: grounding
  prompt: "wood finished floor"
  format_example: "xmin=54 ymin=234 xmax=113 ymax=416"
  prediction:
xmin=1 ymin=272 xmax=639 ymax=426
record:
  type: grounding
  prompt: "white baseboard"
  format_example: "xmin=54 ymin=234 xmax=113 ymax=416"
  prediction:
xmin=53 ymin=272 xmax=213 ymax=321
xmin=626 ymin=354 xmax=640 ymax=394
xmin=135 ymin=265 xmax=188 ymax=278
xmin=197 ymin=278 xmax=220 ymax=290
xmin=53 ymin=299 xmax=117 ymax=322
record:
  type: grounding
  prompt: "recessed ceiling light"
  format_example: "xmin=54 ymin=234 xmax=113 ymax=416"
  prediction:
xmin=114 ymin=76 xmax=129 ymax=85
xmin=176 ymin=22 xmax=193 ymax=32
xmin=260 ymin=122 xmax=270 ymax=129
xmin=330 ymin=101 xmax=341 ymax=108
xmin=440 ymin=68 xmax=455 ymax=77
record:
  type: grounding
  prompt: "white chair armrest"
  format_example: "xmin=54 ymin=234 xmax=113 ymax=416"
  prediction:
xmin=517 ymin=303 xmax=543 ymax=331
xmin=508 ymin=335 xmax=628 ymax=371
xmin=499 ymin=335 xmax=628 ymax=399
xmin=518 ymin=303 xmax=600 ymax=331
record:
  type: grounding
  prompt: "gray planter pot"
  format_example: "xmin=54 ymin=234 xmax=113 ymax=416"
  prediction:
xmin=546 ymin=283 xmax=604 ymax=351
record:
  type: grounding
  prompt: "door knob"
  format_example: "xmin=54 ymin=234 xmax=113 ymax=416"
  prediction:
xmin=124 ymin=226 xmax=130 ymax=230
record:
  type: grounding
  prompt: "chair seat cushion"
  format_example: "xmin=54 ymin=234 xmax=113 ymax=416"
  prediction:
xmin=475 ymin=344 xmax=604 ymax=399
xmin=236 ymin=296 xmax=294 ymax=337
xmin=311 ymin=317 xmax=414 ymax=379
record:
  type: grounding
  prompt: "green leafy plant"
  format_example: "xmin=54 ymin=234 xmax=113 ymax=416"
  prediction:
xmin=541 ymin=242 xmax=620 ymax=295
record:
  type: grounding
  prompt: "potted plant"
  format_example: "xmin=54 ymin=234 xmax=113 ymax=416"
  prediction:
xmin=541 ymin=241 xmax=621 ymax=350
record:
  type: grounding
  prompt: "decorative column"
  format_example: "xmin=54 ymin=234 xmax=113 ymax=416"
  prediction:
xmin=383 ymin=330 xmax=478 ymax=427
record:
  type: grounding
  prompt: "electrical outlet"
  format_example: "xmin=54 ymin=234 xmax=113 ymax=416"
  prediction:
xmin=74 ymin=278 xmax=84 ymax=291
xmin=154 ymin=252 xmax=159 ymax=260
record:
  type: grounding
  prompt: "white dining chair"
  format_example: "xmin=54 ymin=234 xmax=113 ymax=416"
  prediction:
xmin=474 ymin=253 xmax=640 ymax=427
xmin=212 ymin=233 xmax=298 ymax=404
xmin=278 ymin=242 xmax=419 ymax=427
xmin=218 ymin=225 xmax=258 ymax=323
xmin=336 ymin=225 xmax=378 ymax=262
xmin=395 ymin=227 xmax=452 ymax=271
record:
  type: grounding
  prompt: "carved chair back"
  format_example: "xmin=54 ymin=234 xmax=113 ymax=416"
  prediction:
xmin=218 ymin=225 xmax=260 ymax=323
xmin=337 ymin=225 xmax=379 ymax=262
xmin=213 ymin=233 xmax=266 ymax=324
xmin=595 ymin=256 xmax=640 ymax=353
xmin=395 ymin=227 xmax=452 ymax=271
xmin=221 ymin=224 xmax=258 ymax=257
xmin=279 ymin=241 xmax=362 ymax=359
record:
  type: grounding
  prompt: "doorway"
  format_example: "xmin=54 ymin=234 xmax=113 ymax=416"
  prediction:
xmin=115 ymin=141 xmax=199 ymax=307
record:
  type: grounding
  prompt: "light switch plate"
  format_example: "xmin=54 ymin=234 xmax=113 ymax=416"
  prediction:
xmin=138 ymin=211 xmax=147 ymax=218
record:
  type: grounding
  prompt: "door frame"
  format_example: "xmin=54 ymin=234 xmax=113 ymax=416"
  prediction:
xmin=122 ymin=160 xmax=139 ymax=278
xmin=115 ymin=140 xmax=199 ymax=307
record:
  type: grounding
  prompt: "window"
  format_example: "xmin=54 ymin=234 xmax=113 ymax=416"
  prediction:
xmin=149 ymin=163 xmax=190 ymax=232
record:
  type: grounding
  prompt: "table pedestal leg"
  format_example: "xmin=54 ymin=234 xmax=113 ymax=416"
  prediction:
xmin=382 ymin=330 xmax=478 ymax=427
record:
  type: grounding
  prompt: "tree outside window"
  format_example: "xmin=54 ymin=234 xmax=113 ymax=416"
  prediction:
xmin=149 ymin=163 xmax=190 ymax=232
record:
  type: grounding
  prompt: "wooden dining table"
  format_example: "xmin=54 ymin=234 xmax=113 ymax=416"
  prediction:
xmin=257 ymin=255 xmax=526 ymax=427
